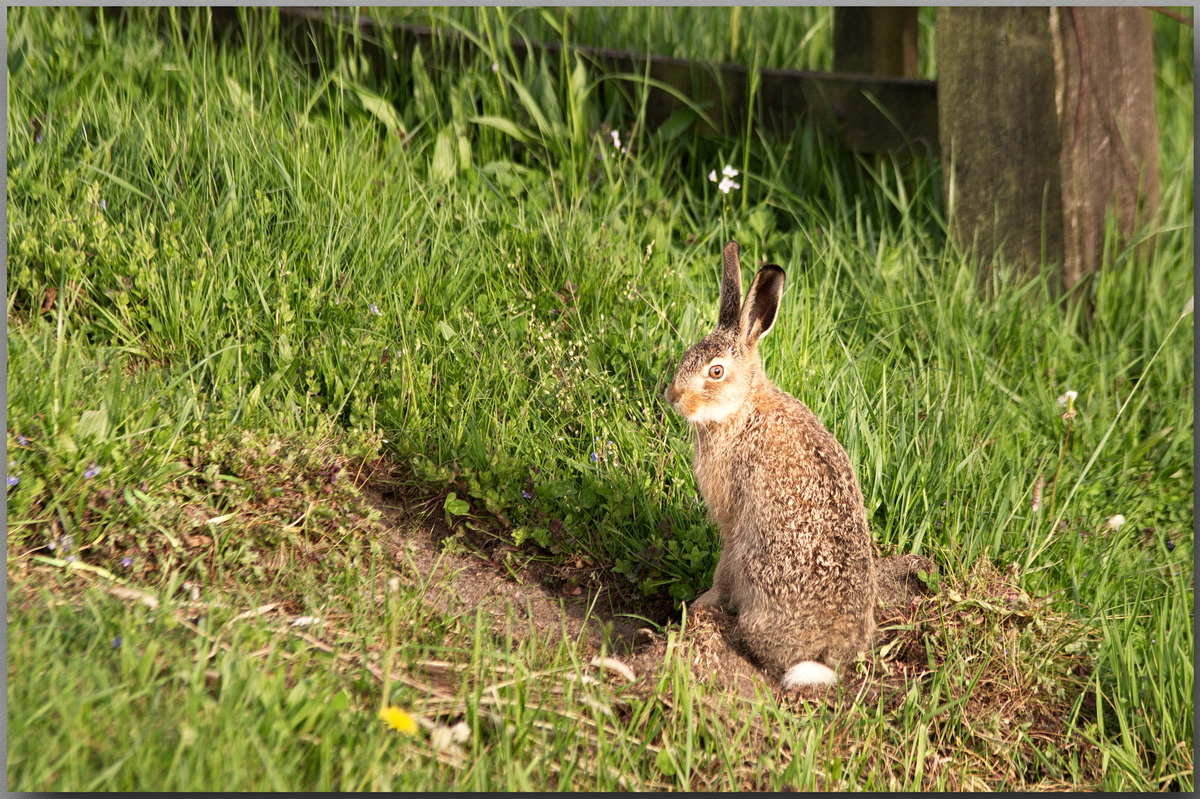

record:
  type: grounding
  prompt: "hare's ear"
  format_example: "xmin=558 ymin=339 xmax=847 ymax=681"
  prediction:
xmin=739 ymin=264 xmax=785 ymax=345
xmin=717 ymin=240 xmax=743 ymax=330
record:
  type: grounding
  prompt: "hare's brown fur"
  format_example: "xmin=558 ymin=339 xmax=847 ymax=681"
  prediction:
xmin=666 ymin=241 xmax=877 ymax=682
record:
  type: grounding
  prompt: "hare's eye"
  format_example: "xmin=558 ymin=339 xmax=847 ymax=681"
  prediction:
xmin=708 ymin=364 xmax=725 ymax=380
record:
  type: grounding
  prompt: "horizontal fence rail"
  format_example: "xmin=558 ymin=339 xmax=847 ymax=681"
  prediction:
xmin=210 ymin=6 xmax=939 ymax=154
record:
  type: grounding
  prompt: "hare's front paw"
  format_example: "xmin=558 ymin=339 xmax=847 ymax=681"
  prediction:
xmin=692 ymin=587 xmax=723 ymax=608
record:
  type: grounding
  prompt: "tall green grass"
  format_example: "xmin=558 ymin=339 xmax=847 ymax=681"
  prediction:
xmin=7 ymin=6 xmax=1193 ymax=791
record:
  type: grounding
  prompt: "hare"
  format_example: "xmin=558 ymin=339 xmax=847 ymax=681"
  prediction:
xmin=664 ymin=241 xmax=877 ymax=688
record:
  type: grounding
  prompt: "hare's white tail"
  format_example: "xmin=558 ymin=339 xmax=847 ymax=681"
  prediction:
xmin=781 ymin=661 xmax=836 ymax=688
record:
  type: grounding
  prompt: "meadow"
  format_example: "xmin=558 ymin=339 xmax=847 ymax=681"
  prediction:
xmin=6 ymin=7 xmax=1193 ymax=790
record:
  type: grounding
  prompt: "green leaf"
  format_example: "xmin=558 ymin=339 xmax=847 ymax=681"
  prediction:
xmin=509 ymin=81 xmax=552 ymax=137
xmin=457 ymin=131 xmax=472 ymax=171
xmin=470 ymin=115 xmax=534 ymax=144
xmin=443 ymin=492 xmax=470 ymax=517
xmin=656 ymin=106 xmax=698 ymax=141
xmin=285 ymin=681 xmax=307 ymax=708
xmin=356 ymin=89 xmax=405 ymax=137
xmin=328 ymin=690 xmax=350 ymax=713
xmin=431 ymin=127 xmax=458 ymax=182
xmin=437 ymin=321 xmax=457 ymax=341
xmin=655 ymin=747 xmax=677 ymax=776
xmin=226 ymin=76 xmax=255 ymax=116
xmin=76 ymin=409 xmax=109 ymax=443
xmin=569 ymin=56 xmax=589 ymax=142
xmin=81 ymin=164 xmax=152 ymax=201
xmin=668 ymin=582 xmax=693 ymax=601
xmin=748 ymin=206 xmax=775 ymax=241
xmin=545 ymin=480 xmax=574 ymax=499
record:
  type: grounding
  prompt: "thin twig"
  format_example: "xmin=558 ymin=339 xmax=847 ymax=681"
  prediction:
xmin=1146 ymin=6 xmax=1194 ymax=27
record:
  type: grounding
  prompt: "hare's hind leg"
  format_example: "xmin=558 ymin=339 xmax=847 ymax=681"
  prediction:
xmin=734 ymin=601 xmax=830 ymax=679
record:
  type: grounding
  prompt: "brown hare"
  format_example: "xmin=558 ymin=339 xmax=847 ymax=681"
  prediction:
xmin=665 ymin=241 xmax=877 ymax=688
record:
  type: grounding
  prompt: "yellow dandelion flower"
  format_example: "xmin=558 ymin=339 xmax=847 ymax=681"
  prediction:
xmin=379 ymin=705 xmax=418 ymax=736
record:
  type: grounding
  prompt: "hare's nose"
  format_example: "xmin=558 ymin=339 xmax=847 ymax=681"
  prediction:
xmin=664 ymin=385 xmax=680 ymax=404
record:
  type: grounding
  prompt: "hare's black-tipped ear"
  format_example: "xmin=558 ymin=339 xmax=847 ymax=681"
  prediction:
xmin=717 ymin=240 xmax=743 ymax=330
xmin=740 ymin=264 xmax=785 ymax=345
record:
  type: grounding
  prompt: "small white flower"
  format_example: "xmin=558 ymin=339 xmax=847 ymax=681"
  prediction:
xmin=1105 ymin=514 xmax=1126 ymax=531
xmin=491 ymin=62 xmax=499 ymax=73
xmin=708 ymin=169 xmax=718 ymax=182
xmin=1056 ymin=390 xmax=1078 ymax=407
xmin=369 ymin=303 xmax=382 ymax=316
xmin=717 ymin=176 xmax=741 ymax=194
xmin=722 ymin=164 xmax=739 ymax=178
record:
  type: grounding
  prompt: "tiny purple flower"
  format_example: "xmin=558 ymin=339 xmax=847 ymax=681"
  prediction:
xmin=16 ymin=435 xmax=29 ymax=446
xmin=112 ymin=636 xmax=123 ymax=649
xmin=368 ymin=304 xmax=382 ymax=317
xmin=522 ymin=489 xmax=533 ymax=499
xmin=62 ymin=535 xmax=74 ymax=552
xmin=34 ymin=134 xmax=42 ymax=144
xmin=121 ymin=556 xmax=133 ymax=569
xmin=590 ymin=452 xmax=599 ymax=462
xmin=7 ymin=475 xmax=18 ymax=487
xmin=100 ymin=199 xmax=107 ymax=210
xmin=65 ymin=555 xmax=77 ymax=564
xmin=84 ymin=463 xmax=101 ymax=479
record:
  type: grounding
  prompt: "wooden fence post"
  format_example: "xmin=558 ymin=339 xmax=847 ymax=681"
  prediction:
xmin=833 ymin=8 xmax=919 ymax=78
xmin=936 ymin=7 xmax=1160 ymax=294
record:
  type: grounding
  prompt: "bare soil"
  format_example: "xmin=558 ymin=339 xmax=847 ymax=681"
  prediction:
xmin=366 ymin=478 xmax=937 ymax=701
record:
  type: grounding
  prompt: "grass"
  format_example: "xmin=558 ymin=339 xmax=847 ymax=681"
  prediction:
xmin=6 ymin=6 xmax=1194 ymax=791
